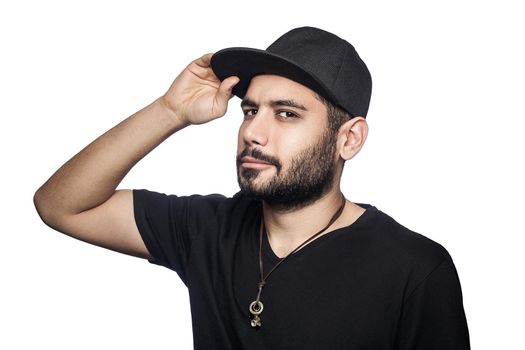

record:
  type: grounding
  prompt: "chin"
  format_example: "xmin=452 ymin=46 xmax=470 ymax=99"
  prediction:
xmin=239 ymin=177 xmax=268 ymax=193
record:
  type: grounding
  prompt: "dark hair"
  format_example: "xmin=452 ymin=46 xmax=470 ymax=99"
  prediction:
xmin=315 ymin=94 xmax=355 ymax=136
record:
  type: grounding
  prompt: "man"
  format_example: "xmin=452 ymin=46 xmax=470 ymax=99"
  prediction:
xmin=34 ymin=27 xmax=470 ymax=349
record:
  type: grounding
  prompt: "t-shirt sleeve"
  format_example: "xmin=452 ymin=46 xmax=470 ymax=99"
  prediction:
xmin=132 ymin=189 xmax=197 ymax=284
xmin=394 ymin=255 xmax=470 ymax=349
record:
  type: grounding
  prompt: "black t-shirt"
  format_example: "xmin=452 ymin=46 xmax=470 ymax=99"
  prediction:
xmin=133 ymin=189 xmax=470 ymax=350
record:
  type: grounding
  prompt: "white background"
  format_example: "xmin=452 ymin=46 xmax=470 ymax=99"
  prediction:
xmin=1 ymin=0 xmax=524 ymax=349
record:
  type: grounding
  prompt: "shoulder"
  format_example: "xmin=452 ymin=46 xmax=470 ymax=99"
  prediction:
xmin=358 ymin=204 xmax=450 ymax=262
xmin=132 ymin=188 xmax=259 ymax=217
xmin=355 ymin=204 xmax=456 ymax=294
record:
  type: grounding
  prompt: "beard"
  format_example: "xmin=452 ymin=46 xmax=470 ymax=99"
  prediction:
xmin=236 ymin=129 xmax=337 ymax=211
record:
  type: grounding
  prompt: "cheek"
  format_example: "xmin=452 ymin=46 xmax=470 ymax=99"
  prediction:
xmin=236 ymin=124 xmax=246 ymax=153
xmin=277 ymin=126 xmax=327 ymax=165
xmin=278 ymin=130 xmax=310 ymax=153
xmin=275 ymin=139 xmax=306 ymax=170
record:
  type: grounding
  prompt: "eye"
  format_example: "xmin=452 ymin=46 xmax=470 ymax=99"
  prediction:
xmin=243 ymin=109 xmax=257 ymax=117
xmin=277 ymin=111 xmax=298 ymax=119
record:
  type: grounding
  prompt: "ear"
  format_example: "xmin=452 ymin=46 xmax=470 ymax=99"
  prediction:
xmin=336 ymin=116 xmax=368 ymax=161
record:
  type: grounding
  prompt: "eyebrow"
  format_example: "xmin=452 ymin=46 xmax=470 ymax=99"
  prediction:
xmin=240 ymin=97 xmax=308 ymax=111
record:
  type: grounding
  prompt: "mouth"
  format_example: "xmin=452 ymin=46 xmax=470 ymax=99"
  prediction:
xmin=236 ymin=148 xmax=282 ymax=173
xmin=240 ymin=156 xmax=274 ymax=169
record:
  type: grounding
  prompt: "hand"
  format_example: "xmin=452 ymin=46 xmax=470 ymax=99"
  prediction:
xmin=161 ymin=53 xmax=240 ymax=126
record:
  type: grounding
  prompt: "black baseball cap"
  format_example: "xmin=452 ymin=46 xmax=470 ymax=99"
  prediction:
xmin=210 ymin=26 xmax=372 ymax=117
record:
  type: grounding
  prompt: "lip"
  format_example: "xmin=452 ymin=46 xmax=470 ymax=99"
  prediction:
xmin=241 ymin=156 xmax=274 ymax=169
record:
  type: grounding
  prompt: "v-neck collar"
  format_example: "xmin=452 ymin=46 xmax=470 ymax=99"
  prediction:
xmin=262 ymin=203 xmax=377 ymax=266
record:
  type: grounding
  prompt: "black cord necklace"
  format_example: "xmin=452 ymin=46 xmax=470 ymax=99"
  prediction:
xmin=249 ymin=195 xmax=347 ymax=328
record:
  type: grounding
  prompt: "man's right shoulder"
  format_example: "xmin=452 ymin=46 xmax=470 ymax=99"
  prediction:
xmin=132 ymin=189 xmax=257 ymax=214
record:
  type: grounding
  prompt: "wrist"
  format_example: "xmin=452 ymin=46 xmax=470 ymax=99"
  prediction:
xmin=158 ymin=95 xmax=190 ymax=130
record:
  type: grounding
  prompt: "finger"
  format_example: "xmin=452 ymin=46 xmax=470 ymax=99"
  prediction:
xmin=195 ymin=52 xmax=214 ymax=68
xmin=219 ymin=76 xmax=240 ymax=99
xmin=213 ymin=76 xmax=240 ymax=116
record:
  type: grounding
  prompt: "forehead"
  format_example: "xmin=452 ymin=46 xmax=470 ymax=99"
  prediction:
xmin=244 ymin=74 xmax=322 ymax=107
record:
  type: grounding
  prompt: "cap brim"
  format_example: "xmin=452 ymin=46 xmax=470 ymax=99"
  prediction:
xmin=210 ymin=47 xmax=337 ymax=103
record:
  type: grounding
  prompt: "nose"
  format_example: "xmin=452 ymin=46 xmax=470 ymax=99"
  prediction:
xmin=240 ymin=108 xmax=271 ymax=147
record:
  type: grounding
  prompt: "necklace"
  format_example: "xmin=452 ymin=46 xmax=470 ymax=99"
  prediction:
xmin=249 ymin=196 xmax=347 ymax=328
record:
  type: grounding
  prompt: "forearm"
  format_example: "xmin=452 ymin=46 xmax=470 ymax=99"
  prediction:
xmin=34 ymin=97 xmax=185 ymax=221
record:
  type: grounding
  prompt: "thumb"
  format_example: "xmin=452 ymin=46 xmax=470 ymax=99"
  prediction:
xmin=213 ymin=76 xmax=240 ymax=116
xmin=219 ymin=76 xmax=240 ymax=99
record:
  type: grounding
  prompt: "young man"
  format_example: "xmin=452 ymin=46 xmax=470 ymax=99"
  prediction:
xmin=34 ymin=27 xmax=470 ymax=349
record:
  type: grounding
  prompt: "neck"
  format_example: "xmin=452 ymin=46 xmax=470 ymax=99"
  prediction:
xmin=262 ymin=186 xmax=362 ymax=258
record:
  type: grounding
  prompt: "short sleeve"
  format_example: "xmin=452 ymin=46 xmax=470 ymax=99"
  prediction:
xmin=394 ymin=256 xmax=470 ymax=349
xmin=132 ymin=189 xmax=195 ymax=284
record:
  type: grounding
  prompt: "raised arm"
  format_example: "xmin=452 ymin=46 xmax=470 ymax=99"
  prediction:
xmin=33 ymin=53 xmax=239 ymax=259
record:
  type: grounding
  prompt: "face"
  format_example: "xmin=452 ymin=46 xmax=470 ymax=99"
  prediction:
xmin=236 ymin=74 xmax=338 ymax=210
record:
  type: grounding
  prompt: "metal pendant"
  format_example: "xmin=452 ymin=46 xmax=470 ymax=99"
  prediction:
xmin=249 ymin=300 xmax=264 ymax=328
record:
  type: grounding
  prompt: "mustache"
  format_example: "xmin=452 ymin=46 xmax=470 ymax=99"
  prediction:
xmin=236 ymin=147 xmax=282 ymax=172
